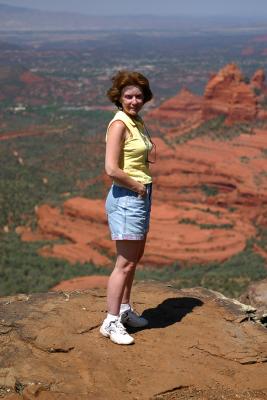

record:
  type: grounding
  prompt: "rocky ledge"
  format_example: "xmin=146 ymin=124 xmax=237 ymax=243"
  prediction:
xmin=0 ymin=283 xmax=266 ymax=399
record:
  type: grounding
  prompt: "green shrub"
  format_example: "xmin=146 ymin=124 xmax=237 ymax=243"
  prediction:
xmin=253 ymin=87 xmax=262 ymax=96
xmin=240 ymin=156 xmax=250 ymax=164
xmin=200 ymin=184 xmax=219 ymax=197
xmin=179 ymin=218 xmax=233 ymax=229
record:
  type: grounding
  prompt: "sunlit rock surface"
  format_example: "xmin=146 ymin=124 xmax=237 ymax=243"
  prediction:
xmin=0 ymin=283 xmax=266 ymax=399
xmin=239 ymin=278 xmax=267 ymax=325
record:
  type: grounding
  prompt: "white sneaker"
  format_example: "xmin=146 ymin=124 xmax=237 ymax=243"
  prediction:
xmin=100 ymin=318 xmax=134 ymax=345
xmin=120 ymin=308 xmax=148 ymax=328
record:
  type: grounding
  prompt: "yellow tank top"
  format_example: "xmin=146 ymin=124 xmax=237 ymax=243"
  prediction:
xmin=106 ymin=111 xmax=152 ymax=185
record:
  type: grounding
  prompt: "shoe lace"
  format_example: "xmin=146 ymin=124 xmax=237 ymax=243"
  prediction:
xmin=114 ymin=320 xmax=128 ymax=335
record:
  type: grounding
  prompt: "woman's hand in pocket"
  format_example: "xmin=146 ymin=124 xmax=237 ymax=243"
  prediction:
xmin=137 ymin=183 xmax=147 ymax=198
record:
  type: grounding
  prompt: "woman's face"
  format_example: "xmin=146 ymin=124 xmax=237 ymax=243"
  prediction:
xmin=120 ymin=85 xmax=144 ymax=117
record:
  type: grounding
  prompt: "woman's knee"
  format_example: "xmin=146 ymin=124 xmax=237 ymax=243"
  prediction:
xmin=116 ymin=259 xmax=136 ymax=274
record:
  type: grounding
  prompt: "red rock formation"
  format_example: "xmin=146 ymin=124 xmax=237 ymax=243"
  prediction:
xmin=20 ymin=70 xmax=45 ymax=84
xmin=64 ymin=197 xmax=107 ymax=224
xmin=35 ymin=203 xmax=112 ymax=266
xmin=202 ymin=64 xmax=257 ymax=124
xmin=251 ymin=69 xmax=265 ymax=91
xmin=146 ymin=88 xmax=203 ymax=137
xmin=147 ymin=64 xmax=267 ymax=134
xmin=148 ymin=87 xmax=202 ymax=122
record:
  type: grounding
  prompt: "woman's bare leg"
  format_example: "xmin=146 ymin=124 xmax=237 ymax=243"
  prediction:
xmin=122 ymin=236 xmax=147 ymax=304
xmin=107 ymin=240 xmax=143 ymax=316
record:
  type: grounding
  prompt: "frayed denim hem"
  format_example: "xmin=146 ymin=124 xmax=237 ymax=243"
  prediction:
xmin=111 ymin=233 xmax=148 ymax=241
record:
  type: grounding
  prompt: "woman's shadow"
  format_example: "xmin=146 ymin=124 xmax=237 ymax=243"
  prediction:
xmin=129 ymin=297 xmax=203 ymax=332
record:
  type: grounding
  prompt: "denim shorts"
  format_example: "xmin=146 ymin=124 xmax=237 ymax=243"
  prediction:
xmin=105 ymin=183 xmax=152 ymax=240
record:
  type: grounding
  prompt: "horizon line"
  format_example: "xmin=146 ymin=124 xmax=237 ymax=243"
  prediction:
xmin=0 ymin=3 xmax=266 ymax=19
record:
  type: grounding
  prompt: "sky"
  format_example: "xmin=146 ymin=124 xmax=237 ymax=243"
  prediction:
xmin=3 ymin=0 xmax=267 ymax=17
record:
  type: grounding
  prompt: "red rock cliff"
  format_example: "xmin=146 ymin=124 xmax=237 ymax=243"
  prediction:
xmin=202 ymin=64 xmax=258 ymax=124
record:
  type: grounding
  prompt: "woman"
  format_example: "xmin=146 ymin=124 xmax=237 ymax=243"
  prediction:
xmin=100 ymin=71 xmax=154 ymax=345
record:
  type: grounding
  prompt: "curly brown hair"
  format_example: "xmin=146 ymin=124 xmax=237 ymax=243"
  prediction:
xmin=107 ymin=70 xmax=153 ymax=108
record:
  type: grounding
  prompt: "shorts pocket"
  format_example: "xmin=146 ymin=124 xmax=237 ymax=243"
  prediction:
xmin=105 ymin=188 xmax=120 ymax=214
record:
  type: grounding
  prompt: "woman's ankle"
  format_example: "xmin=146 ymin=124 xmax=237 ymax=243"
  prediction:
xmin=120 ymin=303 xmax=131 ymax=313
xmin=105 ymin=313 xmax=119 ymax=323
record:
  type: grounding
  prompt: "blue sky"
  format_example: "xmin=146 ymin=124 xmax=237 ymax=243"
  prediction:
xmin=3 ymin=0 xmax=267 ymax=17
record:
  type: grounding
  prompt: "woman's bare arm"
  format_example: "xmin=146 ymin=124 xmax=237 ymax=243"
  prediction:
xmin=105 ymin=120 xmax=146 ymax=196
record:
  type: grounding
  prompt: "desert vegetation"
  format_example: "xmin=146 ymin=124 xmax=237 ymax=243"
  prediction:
xmin=0 ymin=110 xmax=113 ymax=229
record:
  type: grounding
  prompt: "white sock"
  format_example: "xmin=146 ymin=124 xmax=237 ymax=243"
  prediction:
xmin=120 ymin=303 xmax=131 ymax=313
xmin=106 ymin=313 xmax=119 ymax=323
